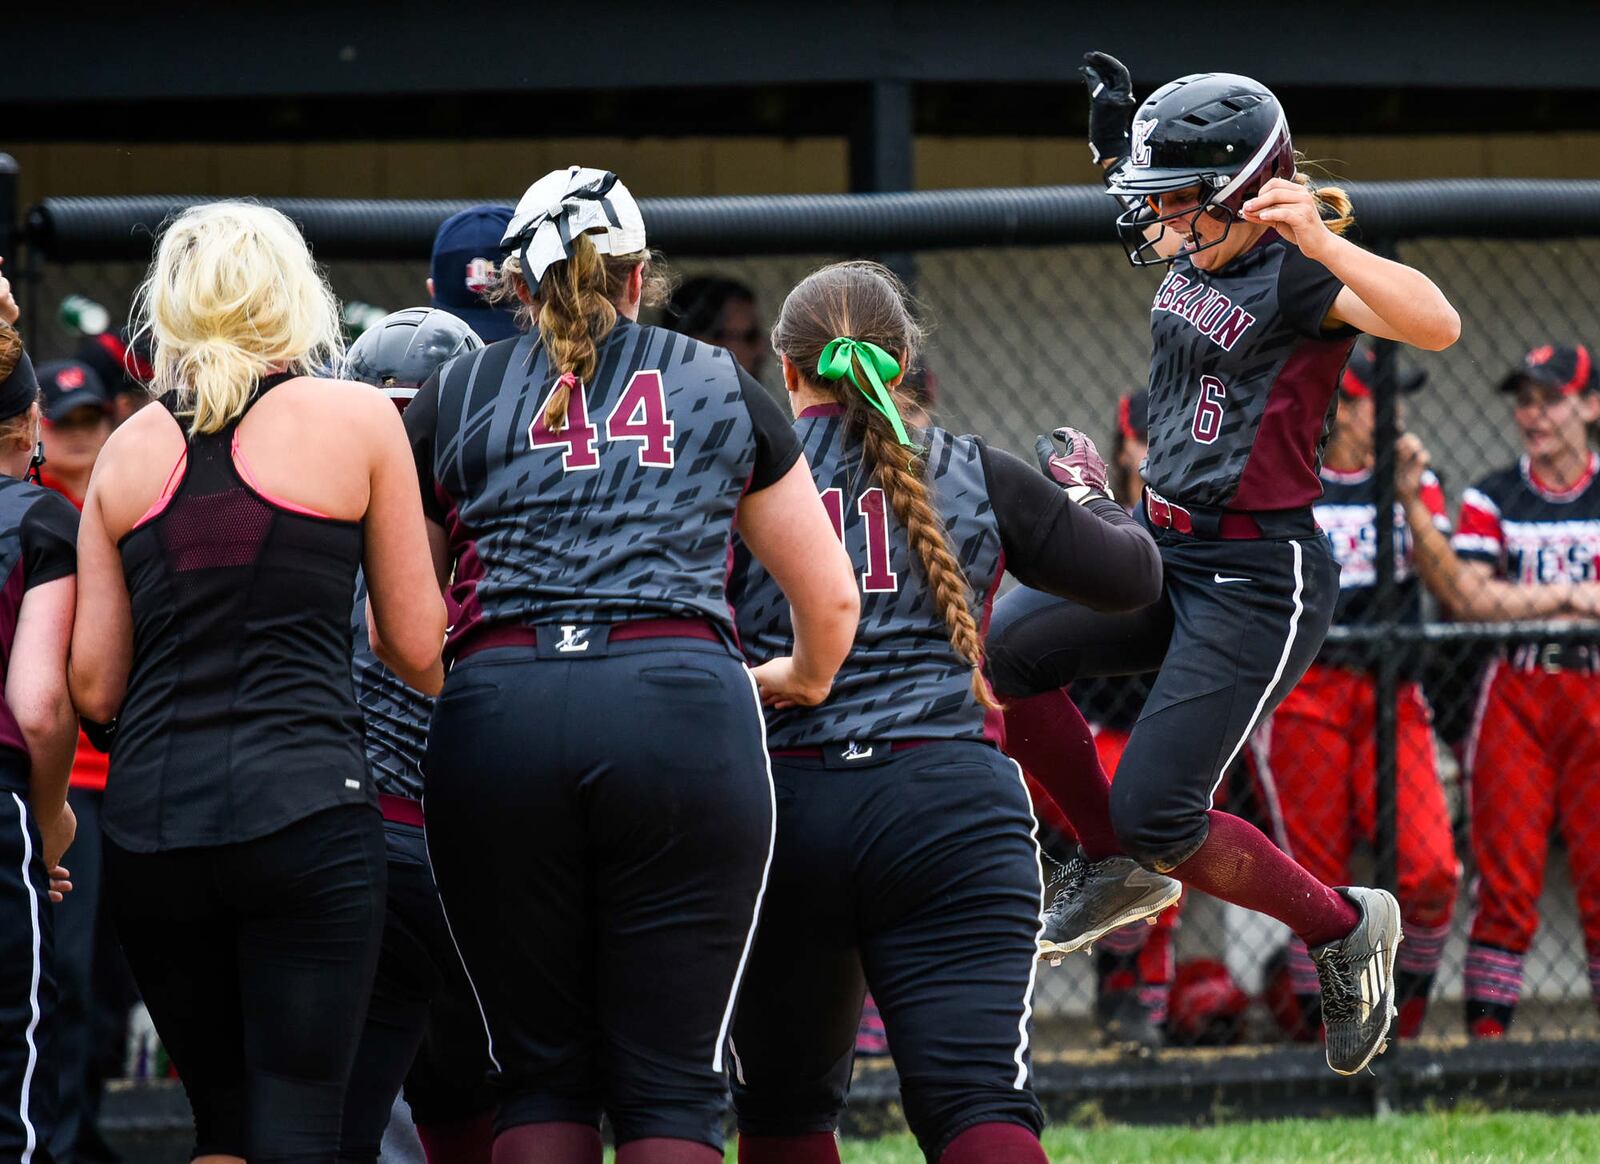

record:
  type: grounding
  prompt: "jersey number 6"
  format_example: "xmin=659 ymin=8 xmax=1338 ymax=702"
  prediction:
xmin=528 ymin=370 xmax=676 ymax=471
xmin=1191 ymin=375 xmax=1227 ymax=445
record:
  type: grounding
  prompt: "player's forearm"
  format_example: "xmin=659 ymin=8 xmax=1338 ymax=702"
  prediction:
xmin=21 ymin=700 xmax=76 ymax=828
xmin=1316 ymin=235 xmax=1460 ymax=350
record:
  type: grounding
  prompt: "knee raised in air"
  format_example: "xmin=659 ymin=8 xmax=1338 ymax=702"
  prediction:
xmin=1108 ymin=778 xmax=1208 ymax=874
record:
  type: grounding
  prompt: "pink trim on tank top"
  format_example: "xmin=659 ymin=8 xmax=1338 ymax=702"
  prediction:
xmin=230 ymin=431 xmax=337 ymax=519
xmin=131 ymin=450 xmax=190 ymax=531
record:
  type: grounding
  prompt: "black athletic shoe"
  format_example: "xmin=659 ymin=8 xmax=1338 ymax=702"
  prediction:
xmin=1038 ymin=850 xmax=1181 ymax=963
xmin=1310 ymin=886 xmax=1404 ymax=1075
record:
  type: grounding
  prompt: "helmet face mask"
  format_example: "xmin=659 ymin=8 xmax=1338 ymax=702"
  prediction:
xmin=1114 ymin=184 xmax=1241 ymax=268
xmin=1105 ymin=72 xmax=1294 ymax=268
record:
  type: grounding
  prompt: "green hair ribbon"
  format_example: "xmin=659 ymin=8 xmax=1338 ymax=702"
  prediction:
xmin=816 ymin=337 xmax=915 ymax=447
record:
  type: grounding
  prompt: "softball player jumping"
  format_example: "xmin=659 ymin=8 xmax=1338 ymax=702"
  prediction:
xmin=987 ymin=54 xmax=1460 ymax=1074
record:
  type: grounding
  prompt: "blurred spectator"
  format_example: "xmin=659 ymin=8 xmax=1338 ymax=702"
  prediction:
xmin=900 ymin=362 xmax=939 ymax=428
xmin=1059 ymin=390 xmax=1179 ymax=1051
xmin=34 ymin=358 xmax=123 ymax=1163
xmin=76 ymin=329 xmax=154 ymax=427
xmin=428 ymin=206 xmax=519 ymax=343
xmin=1251 ymin=342 xmax=1460 ymax=1043
xmin=1402 ymin=343 xmax=1600 ymax=1038
xmin=36 ymin=361 xmax=113 ymax=506
xmin=664 ymin=276 xmax=768 ymax=377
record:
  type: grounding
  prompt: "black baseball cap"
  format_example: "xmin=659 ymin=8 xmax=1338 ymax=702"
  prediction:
xmin=1340 ymin=343 xmax=1427 ymax=399
xmin=1497 ymin=343 xmax=1595 ymax=397
xmin=37 ymin=360 xmax=110 ymax=422
xmin=429 ymin=206 xmax=520 ymax=343
xmin=1117 ymin=389 xmax=1149 ymax=441
xmin=76 ymin=329 xmax=153 ymax=398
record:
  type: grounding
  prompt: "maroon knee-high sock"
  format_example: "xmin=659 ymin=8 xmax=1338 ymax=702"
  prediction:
xmin=1171 ymin=811 xmax=1360 ymax=948
xmin=940 ymin=1122 xmax=1048 ymax=1163
xmin=616 ymin=1137 xmax=723 ymax=1164
xmin=738 ymin=1131 xmax=842 ymax=1163
xmin=1002 ymin=689 xmax=1122 ymax=859
xmin=418 ymin=1113 xmax=495 ymax=1164
xmin=491 ymin=1122 xmax=603 ymax=1164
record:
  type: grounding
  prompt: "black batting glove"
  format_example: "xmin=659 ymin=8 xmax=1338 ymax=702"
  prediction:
xmin=1035 ymin=426 xmax=1115 ymax=506
xmin=1080 ymin=50 xmax=1135 ymax=165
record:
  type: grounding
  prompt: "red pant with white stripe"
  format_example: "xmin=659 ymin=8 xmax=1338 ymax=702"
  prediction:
xmin=1468 ymin=662 xmax=1600 ymax=960
xmin=1253 ymin=665 xmax=1458 ymax=935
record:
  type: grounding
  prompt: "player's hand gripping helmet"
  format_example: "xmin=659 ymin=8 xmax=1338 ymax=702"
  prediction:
xmin=343 ymin=307 xmax=483 ymax=411
xmin=1105 ymin=72 xmax=1294 ymax=268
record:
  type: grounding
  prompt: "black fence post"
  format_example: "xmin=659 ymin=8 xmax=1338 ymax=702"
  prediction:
xmin=849 ymin=79 xmax=917 ymax=290
xmin=1369 ymin=239 xmax=1402 ymax=903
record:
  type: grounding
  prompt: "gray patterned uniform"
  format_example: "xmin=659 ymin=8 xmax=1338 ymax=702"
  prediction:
xmin=732 ymin=412 xmax=1003 ymax=747
xmin=408 ymin=320 xmax=784 ymax=652
xmin=1142 ymin=232 xmax=1356 ymax=511
xmin=348 ymin=573 xmax=428 ymax=800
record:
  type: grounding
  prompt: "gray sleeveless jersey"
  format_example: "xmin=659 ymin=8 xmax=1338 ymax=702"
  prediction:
xmin=732 ymin=410 xmax=1004 ymax=747
xmin=349 ymin=572 xmax=428 ymax=800
xmin=412 ymin=319 xmax=794 ymax=648
xmin=1140 ymin=233 xmax=1358 ymax=511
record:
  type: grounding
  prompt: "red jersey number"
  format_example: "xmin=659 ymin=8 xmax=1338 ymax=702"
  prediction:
xmin=529 ymin=371 xmax=675 ymax=471
xmin=820 ymin=486 xmax=900 ymax=594
xmin=1191 ymin=375 xmax=1227 ymax=445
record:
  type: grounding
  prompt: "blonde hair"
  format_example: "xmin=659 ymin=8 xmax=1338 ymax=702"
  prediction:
xmin=490 ymin=238 xmax=669 ymax=431
xmin=132 ymin=202 xmax=343 ymax=434
xmin=772 ymin=261 xmax=1000 ymax=712
xmin=1293 ymin=154 xmax=1354 ymax=236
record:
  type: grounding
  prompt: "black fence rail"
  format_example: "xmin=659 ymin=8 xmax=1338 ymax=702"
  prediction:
xmin=8 ymin=174 xmax=1600 ymax=1108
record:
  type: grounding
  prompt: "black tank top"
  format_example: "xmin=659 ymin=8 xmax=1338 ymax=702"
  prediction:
xmin=105 ymin=375 xmax=371 ymax=852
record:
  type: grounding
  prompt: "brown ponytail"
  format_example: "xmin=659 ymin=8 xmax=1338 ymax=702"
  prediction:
xmin=488 ymin=235 xmax=671 ymax=431
xmin=772 ymin=261 xmax=1000 ymax=711
xmin=1292 ymin=154 xmax=1355 ymax=236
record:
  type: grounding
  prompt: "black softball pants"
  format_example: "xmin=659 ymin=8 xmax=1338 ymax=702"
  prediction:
xmin=337 ymin=820 xmax=494 ymax=1163
xmin=0 ymin=769 xmax=56 ymax=1164
xmin=987 ymin=528 xmax=1338 ymax=871
xmin=104 ymin=804 xmax=387 ymax=1163
xmin=730 ymin=741 xmax=1045 ymax=1160
xmin=421 ymin=638 xmax=774 ymax=1153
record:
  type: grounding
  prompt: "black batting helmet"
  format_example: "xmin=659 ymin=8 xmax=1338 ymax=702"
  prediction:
xmin=343 ymin=307 xmax=482 ymax=408
xmin=1106 ymin=73 xmax=1294 ymax=266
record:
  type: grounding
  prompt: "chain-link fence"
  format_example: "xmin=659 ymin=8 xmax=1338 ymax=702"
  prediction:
xmin=14 ymin=182 xmax=1600 ymax=1082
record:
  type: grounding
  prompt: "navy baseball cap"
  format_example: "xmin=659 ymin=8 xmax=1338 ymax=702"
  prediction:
xmin=37 ymin=360 xmax=111 ymax=421
xmin=429 ymin=206 xmax=520 ymax=343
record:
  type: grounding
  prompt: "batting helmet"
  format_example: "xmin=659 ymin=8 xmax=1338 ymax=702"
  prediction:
xmin=343 ymin=307 xmax=482 ymax=408
xmin=1106 ymin=73 xmax=1294 ymax=266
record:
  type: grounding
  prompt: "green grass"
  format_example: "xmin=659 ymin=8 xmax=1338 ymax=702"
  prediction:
xmin=705 ymin=1112 xmax=1600 ymax=1162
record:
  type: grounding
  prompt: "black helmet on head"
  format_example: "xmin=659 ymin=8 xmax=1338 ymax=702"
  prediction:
xmin=344 ymin=307 xmax=482 ymax=409
xmin=1106 ymin=72 xmax=1294 ymax=267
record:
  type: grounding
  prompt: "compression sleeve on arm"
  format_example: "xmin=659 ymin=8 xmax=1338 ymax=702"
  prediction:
xmin=738 ymin=366 xmax=803 ymax=493
xmin=979 ymin=442 xmax=1163 ymax=611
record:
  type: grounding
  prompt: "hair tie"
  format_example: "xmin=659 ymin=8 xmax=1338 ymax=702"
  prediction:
xmin=816 ymin=337 xmax=914 ymax=447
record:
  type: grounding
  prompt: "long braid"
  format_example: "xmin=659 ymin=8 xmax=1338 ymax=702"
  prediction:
xmin=849 ymin=386 xmax=1000 ymax=712
xmin=536 ymin=237 xmax=613 ymax=431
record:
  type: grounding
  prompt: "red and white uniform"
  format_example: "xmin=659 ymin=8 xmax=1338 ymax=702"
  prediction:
xmin=1252 ymin=465 xmax=1460 ymax=997
xmin=1457 ymin=454 xmax=1600 ymax=972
